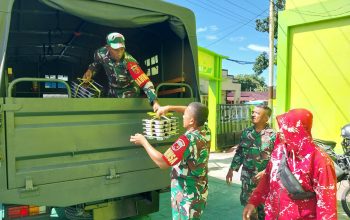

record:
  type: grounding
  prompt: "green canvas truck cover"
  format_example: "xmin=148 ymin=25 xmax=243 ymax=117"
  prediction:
xmin=0 ymin=0 xmax=199 ymax=209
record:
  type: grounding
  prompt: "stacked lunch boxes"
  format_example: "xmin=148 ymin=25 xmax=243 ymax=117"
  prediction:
xmin=143 ymin=115 xmax=179 ymax=140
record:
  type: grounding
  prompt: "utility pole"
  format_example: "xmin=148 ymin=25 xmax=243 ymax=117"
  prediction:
xmin=268 ymin=0 xmax=275 ymax=109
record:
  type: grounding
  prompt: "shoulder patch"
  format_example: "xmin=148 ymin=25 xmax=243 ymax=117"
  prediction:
xmin=172 ymin=135 xmax=189 ymax=151
xmin=162 ymin=135 xmax=190 ymax=166
xmin=127 ymin=61 xmax=150 ymax=87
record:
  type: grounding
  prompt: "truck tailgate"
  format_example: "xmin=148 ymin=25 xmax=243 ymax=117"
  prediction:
xmin=4 ymin=98 xmax=189 ymax=189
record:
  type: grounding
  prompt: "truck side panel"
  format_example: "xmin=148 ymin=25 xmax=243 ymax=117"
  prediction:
xmin=1 ymin=97 xmax=193 ymax=206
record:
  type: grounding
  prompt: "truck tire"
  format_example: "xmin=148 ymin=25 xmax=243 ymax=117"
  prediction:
xmin=341 ymin=185 xmax=350 ymax=218
xmin=54 ymin=207 xmax=68 ymax=219
xmin=64 ymin=206 xmax=93 ymax=220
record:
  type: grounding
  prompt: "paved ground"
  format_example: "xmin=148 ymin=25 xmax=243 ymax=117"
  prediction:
xmin=49 ymin=151 xmax=349 ymax=219
xmin=145 ymin=151 xmax=350 ymax=220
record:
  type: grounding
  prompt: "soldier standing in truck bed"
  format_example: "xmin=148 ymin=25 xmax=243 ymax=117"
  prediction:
xmin=82 ymin=32 xmax=160 ymax=112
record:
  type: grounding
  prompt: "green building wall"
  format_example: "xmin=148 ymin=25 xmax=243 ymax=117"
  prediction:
xmin=276 ymin=0 xmax=350 ymax=151
xmin=198 ymin=47 xmax=227 ymax=151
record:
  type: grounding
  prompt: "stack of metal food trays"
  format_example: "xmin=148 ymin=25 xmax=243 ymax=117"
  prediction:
xmin=143 ymin=115 xmax=179 ymax=140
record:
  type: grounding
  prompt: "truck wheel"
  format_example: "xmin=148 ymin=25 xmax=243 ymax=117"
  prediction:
xmin=54 ymin=207 xmax=68 ymax=219
xmin=341 ymin=185 xmax=350 ymax=218
xmin=64 ymin=206 xmax=93 ymax=220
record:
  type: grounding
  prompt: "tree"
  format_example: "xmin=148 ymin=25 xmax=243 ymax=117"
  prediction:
xmin=253 ymin=52 xmax=269 ymax=75
xmin=253 ymin=0 xmax=286 ymax=75
xmin=235 ymin=74 xmax=267 ymax=91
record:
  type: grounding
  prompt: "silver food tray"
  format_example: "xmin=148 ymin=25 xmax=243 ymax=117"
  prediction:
xmin=142 ymin=118 xmax=178 ymax=125
xmin=144 ymin=130 xmax=178 ymax=137
xmin=144 ymin=127 xmax=176 ymax=132
xmin=144 ymin=135 xmax=176 ymax=141
xmin=143 ymin=123 xmax=178 ymax=129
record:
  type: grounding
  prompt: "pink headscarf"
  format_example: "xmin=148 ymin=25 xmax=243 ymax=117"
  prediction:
xmin=276 ymin=108 xmax=314 ymax=155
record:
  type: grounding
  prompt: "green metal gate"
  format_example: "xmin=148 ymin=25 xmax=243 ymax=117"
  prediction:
xmin=217 ymin=104 xmax=252 ymax=149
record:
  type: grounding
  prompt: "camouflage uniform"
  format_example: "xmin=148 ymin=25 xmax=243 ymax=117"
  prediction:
xmin=163 ymin=126 xmax=210 ymax=220
xmin=88 ymin=46 xmax=157 ymax=103
xmin=230 ymin=125 xmax=275 ymax=220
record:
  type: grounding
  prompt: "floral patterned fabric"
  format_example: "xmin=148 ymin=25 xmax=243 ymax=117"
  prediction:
xmin=248 ymin=109 xmax=337 ymax=220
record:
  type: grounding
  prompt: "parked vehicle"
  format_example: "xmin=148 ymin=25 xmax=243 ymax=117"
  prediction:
xmin=0 ymin=0 xmax=199 ymax=219
xmin=315 ymin=123 xmax=350 ymax=218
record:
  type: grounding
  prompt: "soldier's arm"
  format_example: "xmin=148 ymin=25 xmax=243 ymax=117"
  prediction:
xmin=130 ymin=133 xmax=169 ymax=169
xmin=87 ymin=50 xmax=103 ymax=77
xmin=248 ymin=160 xmax=272 ymax=206
xmin=226 ymin=141 xmax=244 ymax=184
xmin=229 ymin=129 xmax=246 ymax=171
xmin=126 ymin=61 xmax=158 ymax=105
xmin=156 ymin=105 xmax=187 ymax=117
xmin=260 ymin=131 xmax=277 ymax=161
xmin=130 ymin=133 xmax=190 ymax=169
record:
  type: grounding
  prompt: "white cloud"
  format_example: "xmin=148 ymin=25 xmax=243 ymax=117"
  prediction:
xmin=197 ymin=25 xmax=218 ymax=33
xmin=229 ymin=36 xmax=245 ymax=42
xmin=206 ymin=35 xmax=218 ymax=40
xmin=197 ymin=27 xmax=208 ymax=33
xmin=247 ymin=44 xmax=269 ymax=53
xmin=209 ymin=25 xmax=218 ymax=31
xmin=239 ymin=47 xmax=248 ymax=51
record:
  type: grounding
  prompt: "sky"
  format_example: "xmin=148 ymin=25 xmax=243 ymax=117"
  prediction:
xmin=165 ymin=0 xmax=271 ymax=81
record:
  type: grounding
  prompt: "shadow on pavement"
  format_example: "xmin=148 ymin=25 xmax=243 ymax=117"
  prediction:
xmin=143 ymin=176 xmax=243 ymax=220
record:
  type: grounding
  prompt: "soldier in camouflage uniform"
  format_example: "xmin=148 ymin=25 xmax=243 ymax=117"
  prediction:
xmin=83 ymin=32 xmax=160 ymax=111
xmin=130 ymin=102 xmax=210 ymax=220
xmin=226 ymin=105 xmax=275 ymax=220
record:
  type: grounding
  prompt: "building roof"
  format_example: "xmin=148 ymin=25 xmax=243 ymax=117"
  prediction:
xmin=227 ymin=91 xmax=269 ymax=102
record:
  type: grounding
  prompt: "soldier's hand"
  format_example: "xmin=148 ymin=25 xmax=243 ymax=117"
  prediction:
xmin=226 ymin=168 xmax=234 ymax=185
xmin=252 ymin=170 xmax=265 ymax=184
xmin=82 ymin=69 xmax=93 ymax=83
xmin=152 ymin=100 xmax=160 ymax=113
xmin=242 ymin=204 xmax=256 ymax=220
xmin=156 ymin=105 xmax=169 ymax=118
xmin=130 ymin=133 xmax=148 ymax=146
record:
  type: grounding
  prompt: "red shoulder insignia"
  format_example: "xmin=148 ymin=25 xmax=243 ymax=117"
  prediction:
xmin=162 ymin=135 xmax=190 ymax=166
xmin=126 ymin=62 xmax=150 ymax=87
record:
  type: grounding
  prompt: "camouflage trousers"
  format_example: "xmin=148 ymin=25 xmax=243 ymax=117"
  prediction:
xmin=240 ymin=181 xmax=265 ymax=220
xmin=171 ymin=178 xmax=208 ymax=220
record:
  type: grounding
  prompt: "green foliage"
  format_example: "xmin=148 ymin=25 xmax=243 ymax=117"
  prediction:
xmin=235 ymin=74 xmax=267 ymax=91
xmin=253 ymin=52 xmax=269 ymax=75
xmin=253 ymin=0 xmax=285 ymax=75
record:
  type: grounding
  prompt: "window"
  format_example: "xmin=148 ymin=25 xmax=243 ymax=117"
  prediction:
xmin=45 ymin=74 xmax=68 ymax=88
xmin=144 ymin=55 xmax=159 ymax=76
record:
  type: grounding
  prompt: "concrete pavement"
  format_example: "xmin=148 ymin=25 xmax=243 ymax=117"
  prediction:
xmin=146 ymin=151 xmax=350 ymax=220
xmin=50 ymin=150 xmax=350 ymax=219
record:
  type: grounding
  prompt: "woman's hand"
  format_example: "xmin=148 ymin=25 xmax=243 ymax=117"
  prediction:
xmin=242 ymin=204 xmax=256 ymax=220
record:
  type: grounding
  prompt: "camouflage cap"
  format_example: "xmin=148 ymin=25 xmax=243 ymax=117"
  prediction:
xmin=106 ymin=32 xmax=125 ymax=49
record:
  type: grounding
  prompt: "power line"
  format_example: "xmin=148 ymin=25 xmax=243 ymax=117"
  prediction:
xmin=225 ymin=58 xmax=255 ymax=65
xmin=184 ymin=0 xmax=255 ymax=27
xmin=205 ymin=8 xmax=269 ymax=48
xmin=243 ymin=0 xmax=266 ymax=11
xmin=223 ymin=0 xmax=259 ymax=16
xmin=203 ymin=0 xmax=252 ymax=21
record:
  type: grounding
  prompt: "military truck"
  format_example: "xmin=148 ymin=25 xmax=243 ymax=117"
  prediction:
xmin=0 ymin=0 xmax=199 ymax=219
